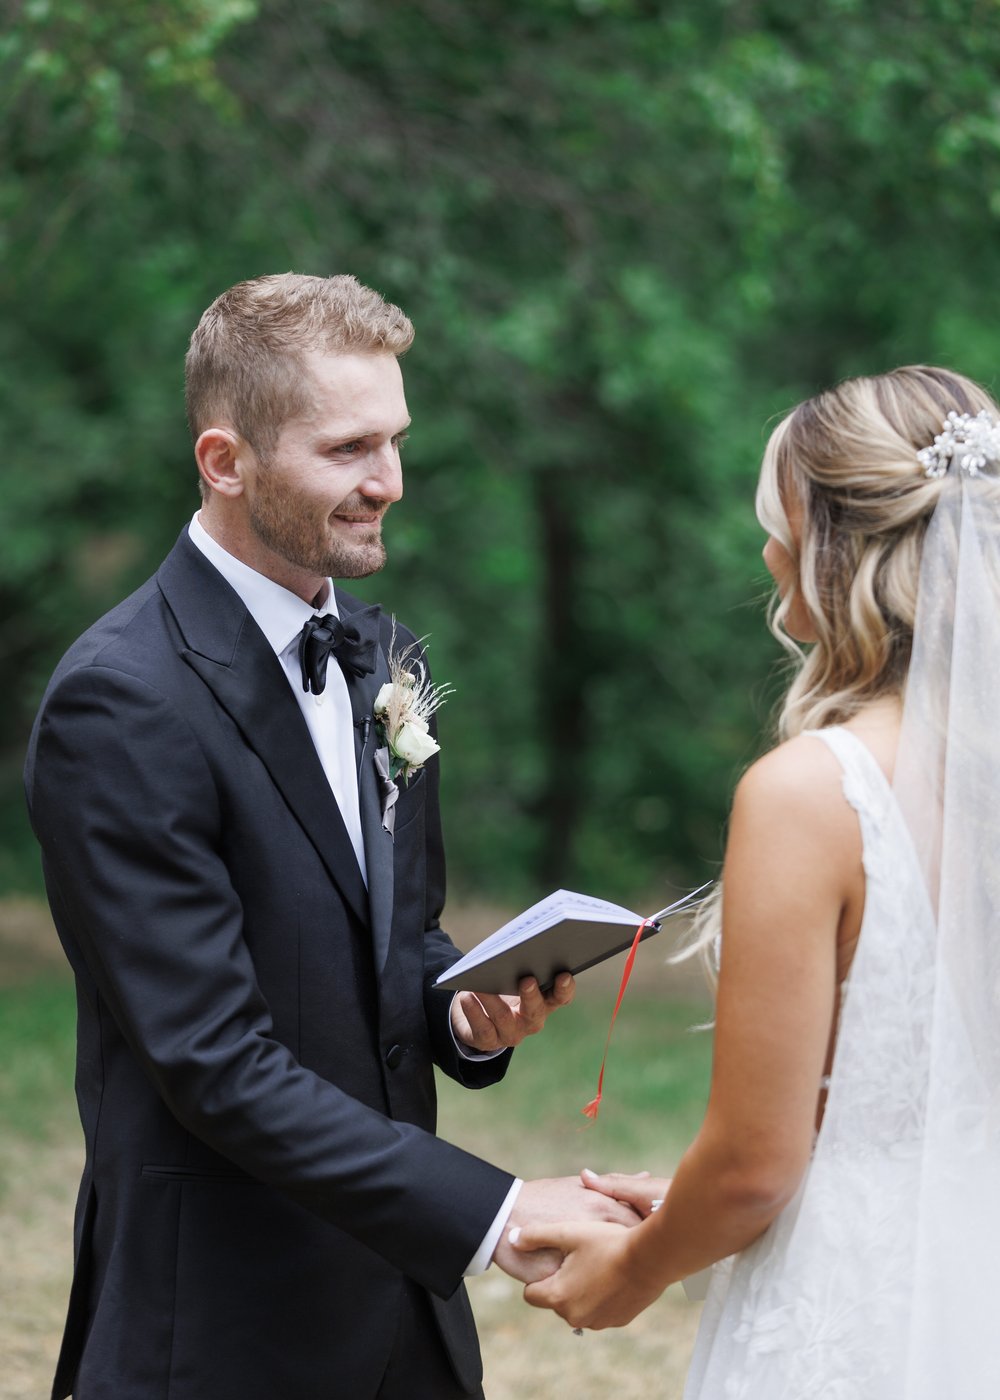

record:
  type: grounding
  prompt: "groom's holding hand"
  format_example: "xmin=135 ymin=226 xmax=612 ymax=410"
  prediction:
xmin=24 ymin=274 xmax=635 ymax=1400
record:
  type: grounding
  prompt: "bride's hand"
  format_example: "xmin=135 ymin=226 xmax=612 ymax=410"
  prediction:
xmin=580 ymin=1167 xmax=673 ymax=1218
xmin=510 ymin=1220 xmax=666 ymax=1331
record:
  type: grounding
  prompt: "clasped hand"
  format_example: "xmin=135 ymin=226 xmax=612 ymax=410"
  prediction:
xmin=491 ymin=1173 xmax=645 ymax=1287
xmin=450 ymin=972 xmax=575 ymax=1052
xmin=506 ymin=1170 xmax=673 ymax=1331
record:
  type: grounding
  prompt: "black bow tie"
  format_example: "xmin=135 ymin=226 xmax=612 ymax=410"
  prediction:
xmin=298 ymin=604 xmax=381 ymax=695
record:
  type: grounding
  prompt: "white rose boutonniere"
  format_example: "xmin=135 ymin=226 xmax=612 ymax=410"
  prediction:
xmin=372 ymin=630 xmax=453 ymax=834
xmin=391 ymin=719 xmax=440 ymax=770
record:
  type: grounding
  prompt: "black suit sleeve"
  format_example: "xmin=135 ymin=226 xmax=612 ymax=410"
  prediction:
xmin=27 ymin=663 xmax=515 ymax=1297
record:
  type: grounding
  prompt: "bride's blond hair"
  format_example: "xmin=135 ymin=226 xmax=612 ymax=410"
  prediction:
xmin=761 ymin=365 xmax=999 ymax=738
xmin=682 ymin=365 xmax=1000 ymax=983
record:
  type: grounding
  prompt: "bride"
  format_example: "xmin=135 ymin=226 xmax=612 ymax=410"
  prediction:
xmin=511 ymin=366 xmax=1000 ymax=1397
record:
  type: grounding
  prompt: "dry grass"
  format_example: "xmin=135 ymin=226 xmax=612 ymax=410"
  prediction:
xmin=469 ymin=1271 xmax=700 ymax=1399
xmin=0 ymin=1137 xmax=80 ymax=1400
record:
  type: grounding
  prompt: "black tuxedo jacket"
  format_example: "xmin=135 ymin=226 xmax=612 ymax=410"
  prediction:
xmin=24 ymin=529 xmax=515 ymax=1400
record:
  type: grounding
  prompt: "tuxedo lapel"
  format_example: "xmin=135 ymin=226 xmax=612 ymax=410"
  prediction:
xmin=341 ymin=597 xmax=396 ymax=977
xmin=156 ymin=535 xmax=370 ymax=930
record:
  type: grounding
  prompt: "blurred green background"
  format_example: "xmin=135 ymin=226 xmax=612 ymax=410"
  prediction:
xmin=4 ymin=0 xmax=1000 ymax=907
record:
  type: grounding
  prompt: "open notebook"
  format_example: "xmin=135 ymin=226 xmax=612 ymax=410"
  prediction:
xmin=434 ymin=884 xmax=711 ymax=995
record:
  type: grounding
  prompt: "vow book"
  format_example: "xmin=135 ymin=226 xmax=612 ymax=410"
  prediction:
xmin=434 ymin=886 xmax=709 ymax=995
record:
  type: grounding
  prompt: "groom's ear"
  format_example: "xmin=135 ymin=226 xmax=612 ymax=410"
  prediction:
xmin=195 ymin=427 xmax=249 ymax=499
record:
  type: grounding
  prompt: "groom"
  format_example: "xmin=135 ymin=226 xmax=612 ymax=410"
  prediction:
xmin=24 ymin=273 xmax=635 ymax=1400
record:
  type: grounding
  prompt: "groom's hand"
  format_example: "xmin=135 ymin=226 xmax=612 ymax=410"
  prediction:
xmin=491 ymin=1175 xmax=642 ymax=1284
xmin=450 ymin=973 xmax=575 ymax=1052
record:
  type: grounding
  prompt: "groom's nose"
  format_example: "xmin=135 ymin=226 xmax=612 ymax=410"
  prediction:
xmin=361 ymin=441 xmax=404 ymax=503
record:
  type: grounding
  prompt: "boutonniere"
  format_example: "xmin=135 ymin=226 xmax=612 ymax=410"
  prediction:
xmin=372 ymin=630 xmax=453 ymax=835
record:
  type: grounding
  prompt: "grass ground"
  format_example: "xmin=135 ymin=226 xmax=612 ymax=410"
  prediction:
xmin=0 ymin=899 xmax=713 ymax=1400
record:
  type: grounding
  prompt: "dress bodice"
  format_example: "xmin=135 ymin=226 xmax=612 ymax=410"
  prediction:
xmin=683 ymin=726 xmax=941 ymax=1400
xmin=804 ymin=727 xmax=936 ymax=1158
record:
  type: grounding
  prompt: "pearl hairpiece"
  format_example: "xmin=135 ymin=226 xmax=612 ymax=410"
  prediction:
xmin=917 ymin=409 xmax=1000 ymax=479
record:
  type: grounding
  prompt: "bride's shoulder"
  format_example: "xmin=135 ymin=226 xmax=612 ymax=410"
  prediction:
xmin=726 ymin=734 xmax=863 ymax=910
xmin=733 ymin=733 xmax=851 ymax=832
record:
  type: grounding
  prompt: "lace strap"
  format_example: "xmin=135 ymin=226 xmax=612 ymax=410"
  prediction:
xmin=804 ymin=726 xmax=889 ymax=794
xmin=804 ymin=726 xmax=896 ymax=857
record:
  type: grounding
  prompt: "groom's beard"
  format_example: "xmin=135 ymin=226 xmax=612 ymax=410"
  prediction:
xmin=248 ymin=474 xmax=388 ymax=580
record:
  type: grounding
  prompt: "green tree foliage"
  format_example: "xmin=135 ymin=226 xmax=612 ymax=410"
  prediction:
xmin=4 ymin=0 xmax=1000 ymax=898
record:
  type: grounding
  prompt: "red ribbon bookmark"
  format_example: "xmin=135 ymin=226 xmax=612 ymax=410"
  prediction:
xmin=582 ymin=918 xmax=654 ymax=1121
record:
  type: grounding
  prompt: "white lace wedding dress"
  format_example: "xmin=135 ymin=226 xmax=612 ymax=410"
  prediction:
xmin=683 ymin=725 xmax=981 ymax=1400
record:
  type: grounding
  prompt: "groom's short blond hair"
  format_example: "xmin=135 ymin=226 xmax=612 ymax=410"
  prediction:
xmin=185 ymin=273 xmax=414 ymax=460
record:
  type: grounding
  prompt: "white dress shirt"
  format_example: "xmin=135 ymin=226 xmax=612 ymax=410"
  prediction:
xmin=186 ymin=515 xmax=519 ymax=1272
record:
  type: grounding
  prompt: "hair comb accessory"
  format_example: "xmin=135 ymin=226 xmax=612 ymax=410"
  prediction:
xmin=917 ymin=409 xmax=1000 ymax=479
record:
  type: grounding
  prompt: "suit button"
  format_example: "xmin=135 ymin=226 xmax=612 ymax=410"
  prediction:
xmin=385 ymin=1043 xmax=405 ymax=1070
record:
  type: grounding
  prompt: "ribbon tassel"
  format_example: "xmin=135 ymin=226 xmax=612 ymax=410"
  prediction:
xmin=582 ymin=918 xmax=653 ymax=1121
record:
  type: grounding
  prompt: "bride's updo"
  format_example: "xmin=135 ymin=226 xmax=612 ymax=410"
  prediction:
xmin=760 ymin=366 xmax=1000 ymax=739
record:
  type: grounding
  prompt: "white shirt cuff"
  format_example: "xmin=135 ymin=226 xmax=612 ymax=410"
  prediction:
xmin=465 ymin=1179 xmax=523 ymax=1276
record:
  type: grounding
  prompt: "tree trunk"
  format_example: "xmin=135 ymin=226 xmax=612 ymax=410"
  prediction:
xmin=533 ymin=470 xmax=587 ymax=887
